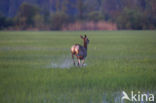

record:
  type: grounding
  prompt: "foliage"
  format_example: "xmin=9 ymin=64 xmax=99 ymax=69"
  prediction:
xmin=0 ymin=14 xmax=14 ymax=30
xmin=117 ymin=8 xmax=156 ymax=29
xmin=15 ymin=3 xmax=40 ymax=29
xmin=33 ymin=14 xmax=44 ymax=29
xmin=50 ymin=12 xmax=69 ymax=30
xmin=0 ymin=0 xmax=156 ymax=30
xmin=117 ymin=8 xmax=144 ymax=29
xmin=87 ymin=11 xmax=104 ymax=22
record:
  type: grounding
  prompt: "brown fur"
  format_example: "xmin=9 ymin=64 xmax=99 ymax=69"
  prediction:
xmin=71 ymin=35 xmax=89 ymax=66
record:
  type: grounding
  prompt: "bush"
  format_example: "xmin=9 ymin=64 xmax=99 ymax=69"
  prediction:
xmin=50 ymin=12 xmax=69 ymax=30
xmin=0 ymin=14 xmax=14 ymax=30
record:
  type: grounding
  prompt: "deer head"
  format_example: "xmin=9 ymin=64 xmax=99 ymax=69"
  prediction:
xmin=80 ymin=35 xmax=89 ymax=49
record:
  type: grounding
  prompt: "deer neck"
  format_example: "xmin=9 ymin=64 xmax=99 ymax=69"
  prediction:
xmin=84 ymin=42 xmax=88 ymax=50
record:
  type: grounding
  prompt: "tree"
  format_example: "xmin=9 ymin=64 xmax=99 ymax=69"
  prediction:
xmin=50 ymin=12 xmax=69 ymax=30
xmin=33 ymin=14 xmax=44 ymax=29
xmin=15 ymin=2 xmax=40 ymax=28
xmin=116 ymin=8 xmax=144 ymax=29
xmin=0 ymin=13 xmax=14 ymax=30
xmin=101 ymin=0 xmax=122 ymax=20
xmin=77 ymin=0 xmax=85 ymax=20
xmin=87 ymin=11 xmax=104 ymax=21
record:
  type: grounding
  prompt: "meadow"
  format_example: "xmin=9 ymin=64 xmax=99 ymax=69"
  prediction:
xmin=0 ymin=31 xmax=156 ymax=103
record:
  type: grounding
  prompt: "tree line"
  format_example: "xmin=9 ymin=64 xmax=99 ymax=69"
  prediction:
xmin=0 ymin=0 xmax=156 ymax=30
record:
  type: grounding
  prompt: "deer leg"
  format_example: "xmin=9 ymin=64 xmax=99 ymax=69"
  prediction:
xmin=76 ymin=56 xmax=80 ymax=67
xmin=77 ymin=59 xmax=81 ymax=67
xmin=72 ymin=54 xmax=75 ymax=66
xmin=82 ymin=59 xmax=85 ymax=67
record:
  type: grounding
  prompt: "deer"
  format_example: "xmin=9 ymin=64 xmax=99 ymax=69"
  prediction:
xmin=71 ymin=35 xmax=90 ymax=67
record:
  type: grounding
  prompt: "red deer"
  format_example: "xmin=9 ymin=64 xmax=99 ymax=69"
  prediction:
xmin=71 ymin=35 xmax=89 ymax=66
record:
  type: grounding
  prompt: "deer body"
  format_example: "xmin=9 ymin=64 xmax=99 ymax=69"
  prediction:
xmin=71 ymin=35 xmax=89 ymax=66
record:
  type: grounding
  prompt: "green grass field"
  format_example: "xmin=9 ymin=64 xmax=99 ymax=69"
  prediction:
xmin=0 ymin=31 xmax=156 ymax=103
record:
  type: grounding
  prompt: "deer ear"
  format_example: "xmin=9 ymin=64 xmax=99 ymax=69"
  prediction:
xmin=80 ymin=35 xmax=84 ymax=39
xmin=84 ymin=35 xmax=87 ymax=38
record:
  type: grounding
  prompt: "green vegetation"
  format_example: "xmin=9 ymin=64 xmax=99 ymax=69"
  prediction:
xmin=0 ymin=0 xmax=156 ymax=30
xmin=0 ymin=31 xmax=156 ymax=103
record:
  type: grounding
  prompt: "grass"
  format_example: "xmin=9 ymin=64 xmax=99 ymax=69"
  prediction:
xmin=0 ymin=31 xmax=156 ymax=103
